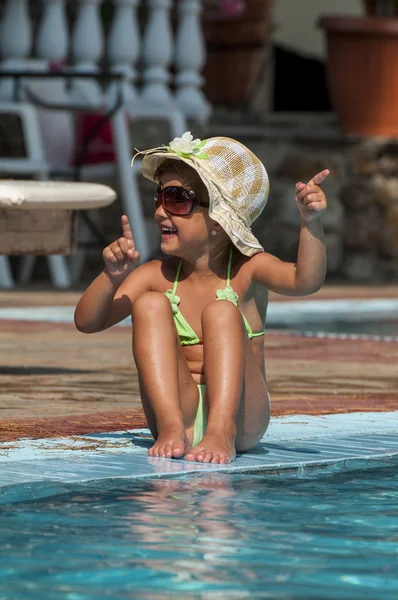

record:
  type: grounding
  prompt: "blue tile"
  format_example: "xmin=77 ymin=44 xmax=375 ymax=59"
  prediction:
xmin=1 ymin=420 xmax=398 ymax=506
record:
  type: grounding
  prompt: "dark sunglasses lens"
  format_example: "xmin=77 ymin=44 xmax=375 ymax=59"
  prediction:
xmin=162 ymin=187 xmax=195 ymax=215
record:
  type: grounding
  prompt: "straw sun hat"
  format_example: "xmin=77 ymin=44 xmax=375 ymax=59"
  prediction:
xmin=132 ymin=131 xmax=270 ymax=256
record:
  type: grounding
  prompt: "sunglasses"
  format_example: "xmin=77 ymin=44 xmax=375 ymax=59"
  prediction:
xmin=154 ymin=185 xmax=198 ymax=216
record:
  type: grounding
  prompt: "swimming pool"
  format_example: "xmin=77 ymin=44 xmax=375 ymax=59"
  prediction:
xmin=1 ymin=462 xmax=397 ymax=600
xmin=270 ymin=320 xmax=398 ymax=337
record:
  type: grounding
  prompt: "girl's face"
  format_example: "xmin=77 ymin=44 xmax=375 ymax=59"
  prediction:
xmin=154 ymin=167 xmax=214 ymax=257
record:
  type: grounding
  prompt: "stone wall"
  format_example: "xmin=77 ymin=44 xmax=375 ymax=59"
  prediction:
xmin=244 ymin=132 xmax=398 ymax=283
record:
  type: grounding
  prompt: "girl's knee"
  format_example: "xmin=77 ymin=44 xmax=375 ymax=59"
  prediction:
xmin=236 ymin=430 xmax=267 ymax=453
xmin=235 ymin=437 xmax=259 ymax=453
xmin=236 ymin=411 xmax=270 ymax=452
xmin=201 ymin=299 xmax=241 ymax=327
xmin=132 ymin=291 xmax=171 ymax=319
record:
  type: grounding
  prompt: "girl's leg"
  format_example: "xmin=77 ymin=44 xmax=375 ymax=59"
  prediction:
xmin=132 ymin=292 xmax=199 ymax=458
xmin=185 ymin=300 xmax=270 ymax=464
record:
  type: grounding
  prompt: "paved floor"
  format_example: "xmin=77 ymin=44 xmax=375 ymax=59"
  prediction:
xmin=1 ymin=286 xmax=397 ymax=441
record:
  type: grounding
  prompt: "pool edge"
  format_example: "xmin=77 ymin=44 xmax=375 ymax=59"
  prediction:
xmin=1 ymin=440 xmax=398 ymax=505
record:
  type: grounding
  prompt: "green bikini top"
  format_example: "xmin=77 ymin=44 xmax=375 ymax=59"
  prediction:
xmin=164 ymin=250 xmax=265 ymax=346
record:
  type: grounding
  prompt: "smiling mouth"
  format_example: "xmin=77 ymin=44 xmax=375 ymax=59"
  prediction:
xmin=161 ymin=226 xmax=177 ymax=237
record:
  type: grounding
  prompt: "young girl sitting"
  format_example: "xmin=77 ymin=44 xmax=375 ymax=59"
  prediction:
xmin=74 ymin=132 xmax=329 ymax=464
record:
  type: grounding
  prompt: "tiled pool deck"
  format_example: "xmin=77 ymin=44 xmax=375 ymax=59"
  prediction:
xmin=2 ymin=412 xmax=398 ymax=505
xmin=1 ymin=286 xmax=397 ymax=504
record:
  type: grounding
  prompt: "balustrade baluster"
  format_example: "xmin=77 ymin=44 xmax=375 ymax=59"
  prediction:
xmin=36 ymin=0 xmax=69 ymax=63
xmin=33 ymin=0 xmax=75 ymax=170
xmin=175 ymin=0 xmax=210 ymax=123
xmin=0 ymin=0 xmax=32 ymax=100
xmin=107 ymin=0 xmax=140 ymax=105
xmin=142 ymin=0 xmax=173 ymax=105
xmin=70 ymin=0 xmax=105 ymax=106
xmin=0 ymin=0 xmax=32 ymax=61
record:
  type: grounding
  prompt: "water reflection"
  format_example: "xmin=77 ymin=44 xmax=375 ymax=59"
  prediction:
xmin=114 ymin=472 xmax=257 ymax=590
xmin=0 ymin=464 xmax=398 ymax=599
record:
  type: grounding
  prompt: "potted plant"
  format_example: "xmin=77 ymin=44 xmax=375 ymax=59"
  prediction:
xmin=202 ymin=0 xmax=274 ymax=107
xmin=318 ymin=0 xmax=398 ymax=136
xmin=363 ymin=0 xmax=398 ymax=16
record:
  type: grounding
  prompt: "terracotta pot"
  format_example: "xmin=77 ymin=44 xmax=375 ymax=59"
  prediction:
xmin=202 ymin=0 xmax=274 ymax=106
xmin=319 ymin=16 xmax=398 ymax=136
xmin=362 ymin=0 xmax=398 ymax=16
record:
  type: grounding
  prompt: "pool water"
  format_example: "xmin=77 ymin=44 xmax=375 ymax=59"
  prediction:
xmin=271 ymin=321 xmax=398 ymax=337
xmin=1 ymin=464 xmax=398 ymax=599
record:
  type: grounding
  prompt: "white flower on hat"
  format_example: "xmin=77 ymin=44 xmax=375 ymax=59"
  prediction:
xmin=168 ymin=131 xmax=209 ymax=159
xmin=170 ymin=131 xmax=200 ymax=154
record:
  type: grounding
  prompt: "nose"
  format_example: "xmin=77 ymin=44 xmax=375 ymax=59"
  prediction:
xmin=154 ymin=199 xmax=167 ymax=218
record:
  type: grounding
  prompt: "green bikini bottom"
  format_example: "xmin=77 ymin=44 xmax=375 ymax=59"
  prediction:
xmin=193 ymin=384 xmax=207 ymax=447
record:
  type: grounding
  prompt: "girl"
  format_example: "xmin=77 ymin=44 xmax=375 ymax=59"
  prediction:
xmin=75 ymin=132 xmax=329 ymax=464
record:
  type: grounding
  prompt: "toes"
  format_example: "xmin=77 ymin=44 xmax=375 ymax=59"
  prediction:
xmin=165 ymin=444 xmax=172 ymax=458
xmin=148 ymin=438 xmax=187 ymax=460
xmin=185 ymin=446 xmax=204 ymax=462
xmin=219 ymin=454 xmax=235 ymax=464
xmin=195 ymin=451 xmax=206 ymax=463
xmin=172 ymin=444 xmax=184 ymax=458
xmin=184 ymin=444 xmax=235 ymax=464
xmin=148 ymin=445 xmax=159 ymax=458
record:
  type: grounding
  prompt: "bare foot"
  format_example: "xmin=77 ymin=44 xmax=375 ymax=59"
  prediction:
xmin=148 ymin=427 xmax=188 ymax=459
xmin=185 ymin=431 xmax=236 ymax=464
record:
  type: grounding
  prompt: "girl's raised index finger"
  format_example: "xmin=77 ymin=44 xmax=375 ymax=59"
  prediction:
xmin=308 ymin=169 xmax=330 ymax=186
xmin=121 ymin=215 xmax=134 ymax=240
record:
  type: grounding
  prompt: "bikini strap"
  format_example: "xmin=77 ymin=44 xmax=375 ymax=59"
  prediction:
xmin=226 ymin=248 xmax=234 ymax=287
xmin=172 ymin=259 xmax=183 ymax=294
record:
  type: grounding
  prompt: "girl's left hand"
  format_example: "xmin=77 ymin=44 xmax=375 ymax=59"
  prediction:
xmin=295 ymin=169 xmax=330 ymax=223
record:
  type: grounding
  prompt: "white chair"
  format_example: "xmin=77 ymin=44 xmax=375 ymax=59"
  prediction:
xmin=0 ymin=101 xmax=71 ymax=288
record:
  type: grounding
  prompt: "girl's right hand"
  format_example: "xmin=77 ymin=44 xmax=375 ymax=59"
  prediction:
xmin=102 ymin=215 xmax=140 ymax=279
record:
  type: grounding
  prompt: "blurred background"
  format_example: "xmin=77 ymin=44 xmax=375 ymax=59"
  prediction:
xmin=0 ymin=0 xmax=397 ymax=290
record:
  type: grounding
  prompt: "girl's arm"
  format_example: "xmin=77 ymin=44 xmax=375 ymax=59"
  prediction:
xmin=250 ymin=170 xmax=329 ymax=296
xmin=74 ymin=263 xmax=156 ymax=333
xmin=74 ymin=215 xmax=154 ymax=333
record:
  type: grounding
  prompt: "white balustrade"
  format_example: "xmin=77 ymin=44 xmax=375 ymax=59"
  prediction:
xmin=107 ymin=0 xmax=140 ymax=105
xmin=36 ymin=0 xmax=69 ymax=62
xmin=70 ymin=0 xmax=105 ymax=106
xmin=35 ymin=0 xmax=75 ymax=170
xmin=0 ymin=0 xmax=32 ymax=100
xmin=175 ymin=0 xmax=210 ymax=123
xmin=0 ymin=0 xmax=32 ymax=61
xmin=141 ymin=0 xmax=174 ymax=106
xmin=0 ymin=0 xmax=211 ymax=117
xmin=0 ymin=0 xmax=212 ymax=288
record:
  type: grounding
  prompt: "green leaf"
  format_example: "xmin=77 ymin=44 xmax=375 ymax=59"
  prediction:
xmin=165 ymin=146 xmax=209 ymax=160
xmin=194 ymin=139 xmax=207 ymax=150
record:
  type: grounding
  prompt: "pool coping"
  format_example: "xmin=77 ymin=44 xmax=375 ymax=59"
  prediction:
xmin=1 ymin=411 xmax=398 ymax=505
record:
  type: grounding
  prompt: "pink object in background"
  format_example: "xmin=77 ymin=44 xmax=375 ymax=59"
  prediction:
xmin=219 ymin=0 xmax=246 ymax=17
